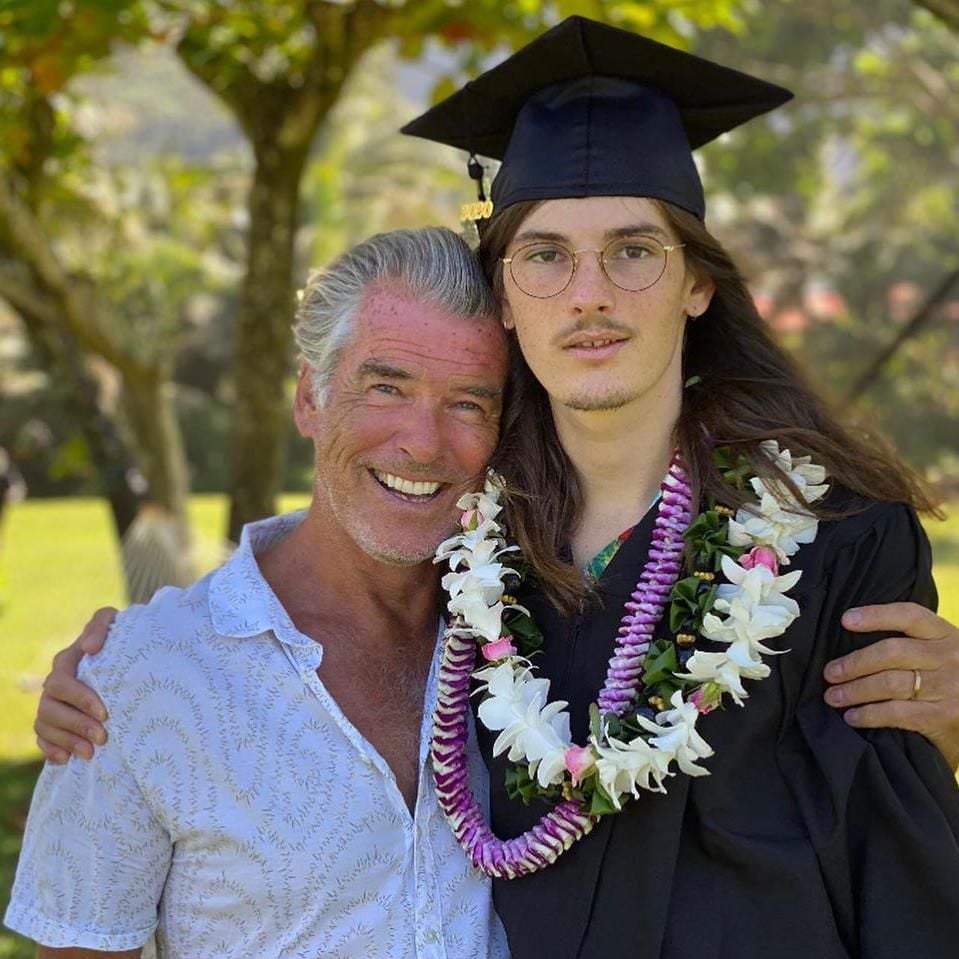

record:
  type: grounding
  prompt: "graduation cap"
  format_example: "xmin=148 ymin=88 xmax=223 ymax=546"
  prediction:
xmin=401 ymin=16 xmax=793 ymax=221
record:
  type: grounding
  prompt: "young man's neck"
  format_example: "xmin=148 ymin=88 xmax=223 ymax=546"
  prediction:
xmin=552 ymin=384 xmax=680 ymax=568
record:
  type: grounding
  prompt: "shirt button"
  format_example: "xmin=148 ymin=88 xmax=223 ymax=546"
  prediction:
xmin=423 ymin=929 xmax=439 ymax=944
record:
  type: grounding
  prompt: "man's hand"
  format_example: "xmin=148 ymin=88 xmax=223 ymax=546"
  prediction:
xmin=35 ymin=607 xmax=117 ymax=763
xmin=824 ymin=602 xmax=959 ymax=769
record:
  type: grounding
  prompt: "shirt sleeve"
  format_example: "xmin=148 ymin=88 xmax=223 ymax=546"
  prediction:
xmin=4 ymin=610 xmax=172 ymax=950
xmin=778 ymin=503 xmax=959 ymax=957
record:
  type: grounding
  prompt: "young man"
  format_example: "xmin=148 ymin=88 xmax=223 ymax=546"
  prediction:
xmin=401 ymin=16 xmax=959 ymax=957
xmin=6 ymin=228 xmax=511 ymax=957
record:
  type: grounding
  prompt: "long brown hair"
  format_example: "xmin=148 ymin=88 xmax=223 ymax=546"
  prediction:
xmin=479 ymin=199 xmax=941 ymax=615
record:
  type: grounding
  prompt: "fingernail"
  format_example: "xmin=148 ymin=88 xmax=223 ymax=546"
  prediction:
xmin=843 ymin=609 xmax=863 ymax=627
xmin=824 ymin=662 xmax=842 ymax=681
xmin=844 ymin=708 xmax=861 ymax=725
xmin=824 ymin=688 xmax=843 ymax=706
xmin=78 ymin=744 xmax=94 ymax=760
xmin=52 ymin=753 xmax=69 ymax=765
xmin=91 ymin=703 xmax=108 ymax=722
xmin=89 ymin=728 xmax=107 ymax=746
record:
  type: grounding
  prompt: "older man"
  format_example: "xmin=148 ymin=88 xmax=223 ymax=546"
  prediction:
xmin=6 ymin=228 xmax=511 ymax=957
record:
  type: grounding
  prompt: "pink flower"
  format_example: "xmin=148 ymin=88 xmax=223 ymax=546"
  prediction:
xmin=461 ymin=508 xmax=479 ymax=529
xmin=564 ymin=745 xmax=595 ymax=785
xmin=481 ymin=636 xmax=517 ymax=662
xmin=689 ymin=686 xmax=717 ymax=715
xmin=740 ymin=545 xmax=779 ymax=575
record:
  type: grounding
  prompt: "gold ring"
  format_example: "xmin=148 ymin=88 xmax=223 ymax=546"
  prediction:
xmin=911 ymin=668 xmax=923 ymax=700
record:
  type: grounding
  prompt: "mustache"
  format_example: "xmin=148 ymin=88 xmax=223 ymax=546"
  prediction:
xmin=552 ymin=316 xmax=632 ymax=347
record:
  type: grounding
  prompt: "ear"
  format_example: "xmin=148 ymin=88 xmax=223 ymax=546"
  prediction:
xmin=501 ymin=298 xmax=515 ymax=331
xmin=685 ymin=273 xmax=716 ymax=319
xmin=293 ymin=364 xmax=320 ymax=438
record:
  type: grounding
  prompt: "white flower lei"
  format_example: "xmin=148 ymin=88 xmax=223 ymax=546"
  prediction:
xmin=435 ymin=440 xmax=828 ymax=809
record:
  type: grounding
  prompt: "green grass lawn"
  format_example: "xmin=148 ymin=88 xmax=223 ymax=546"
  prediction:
xmin=0 ymin=495 xmax=957 ymax=954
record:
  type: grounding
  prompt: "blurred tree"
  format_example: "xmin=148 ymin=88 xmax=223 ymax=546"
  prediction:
xmin=694 ymin=0 xmax=959 ymax=474
xmin=0 ymin=0 xmax=196 ymax=582
xmin=5 ymin=0 xmax=953 ymax=540
xmin=0 ymin=3 xmax=245 ymax=592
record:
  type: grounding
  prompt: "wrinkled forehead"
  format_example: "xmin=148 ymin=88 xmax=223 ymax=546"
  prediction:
xmin=348 ymin=287 xmax=508 ymax=384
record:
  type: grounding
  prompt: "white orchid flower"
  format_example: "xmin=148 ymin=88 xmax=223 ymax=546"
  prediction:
xmin=726 ymin=443 xmax=826 ymax=563
xmin=593 ymin=735 xmax=672 ymax=808
xmin=442 ymin=562 xmax=506 ymax=605
xmin=476 ymin=663 xmax=551 ymax=731
xmin=522 ymin=702 xmax=574 ymax=787
xmin=727 ymin=506 xmax=819 ymax=564
xmin=491 ymin=692 xmax=571 ymax=771
xmin=435 ymin=518 xmax=504 ymax=567
xmin=448 ymin=595 xmax=505 ymax=643
xmin=676 ymin=650 xmax=770 ymax=706
xmin=702 ymin=555 xmax=800 ymax=658
xmin=756 ymin=441 xmax=829 ymax=505
xmin=636 ymin=691 xmax=714 ymax=777
xmin=535 ymin=744 xmax=574 ymax=788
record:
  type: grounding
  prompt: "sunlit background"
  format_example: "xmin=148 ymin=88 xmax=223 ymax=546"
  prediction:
xmin=1 ymin=2 xmax=958 ymax=953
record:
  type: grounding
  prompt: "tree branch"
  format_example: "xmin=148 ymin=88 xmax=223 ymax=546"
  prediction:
xmin=913 ymin=0 xmax=959 ymax=31
xmin=0 ymin=175 xmax=151 ymax=378
xmin=0 ymin=264 xmax=61 ymax=327
xmin=845 ymin=266 xmax=959 ymax=401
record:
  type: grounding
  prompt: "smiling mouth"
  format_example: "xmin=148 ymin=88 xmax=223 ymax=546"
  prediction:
xmin=371 ymin=469 xmax=443 ymax=503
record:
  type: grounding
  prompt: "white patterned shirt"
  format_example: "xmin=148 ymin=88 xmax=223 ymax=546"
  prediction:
xmin=5 ymin=513 xmax=509 ymax=959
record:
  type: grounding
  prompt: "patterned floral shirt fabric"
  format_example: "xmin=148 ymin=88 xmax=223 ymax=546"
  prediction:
xmin=5 ymin=513 xmax=509 ymax=959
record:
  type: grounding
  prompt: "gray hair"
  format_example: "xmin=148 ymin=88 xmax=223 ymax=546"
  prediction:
xmin=293 ymin=227 xmax=498 ymax=403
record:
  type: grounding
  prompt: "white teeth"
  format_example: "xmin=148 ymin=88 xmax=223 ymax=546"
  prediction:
xmin=373 ymin=471 xmax=441 ymax=497
xmin=579 ymin=339 xmax=615 ymax=348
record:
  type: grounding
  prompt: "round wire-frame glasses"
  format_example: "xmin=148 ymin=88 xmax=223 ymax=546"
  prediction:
xmin=502 ymin=234 xmax=686 ymax=299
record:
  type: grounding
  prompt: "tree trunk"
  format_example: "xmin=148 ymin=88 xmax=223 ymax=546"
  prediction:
xmin=122 ymin=367 xmax=191 ymax=523
xmin=226 ymin=143 xmax=309 ymax=541
xmin=11 ymin=298 xmax=144 ymax=540
xmin=121 ymin=367 xmax=196 ymax=599
xmin=914 ymin=1 xmax=959 ymax=31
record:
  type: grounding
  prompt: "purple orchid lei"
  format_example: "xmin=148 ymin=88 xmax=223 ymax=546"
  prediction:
xmin=597 ymin=456 xmax=692 ymax=717
xmin=431 ymin=444 xmax=826 ymax=879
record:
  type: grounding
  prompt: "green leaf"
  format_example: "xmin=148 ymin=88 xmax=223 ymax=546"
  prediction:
xmin=504 ymin=764 xmax=539 ymax=805
xmin=668 ymin=576 xmax=702 ymax=632
xmin=641 ymin=640 xmax=679 ymax=686
xmin=587 ymin=780 xmax=620 ymax=817
xmin=589 ymin=702 xmax=602 ymax=742
xmin=503 ymin=608 xmax=543 ymax=655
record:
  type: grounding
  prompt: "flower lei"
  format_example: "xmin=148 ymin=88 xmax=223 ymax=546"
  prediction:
xmin=431 ymin=441 xmax=828 ymax=879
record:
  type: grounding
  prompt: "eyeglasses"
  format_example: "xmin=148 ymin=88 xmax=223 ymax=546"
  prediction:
xmin=502 ymin=235 xmax=686 ymax=299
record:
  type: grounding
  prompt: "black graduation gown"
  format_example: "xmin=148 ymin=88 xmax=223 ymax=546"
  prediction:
xmin=481 ymin=498 xmax=959 ymax=958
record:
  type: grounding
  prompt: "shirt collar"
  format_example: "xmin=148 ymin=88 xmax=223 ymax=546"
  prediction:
xmin=208 ymin=511 xmax=318 ymax=649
